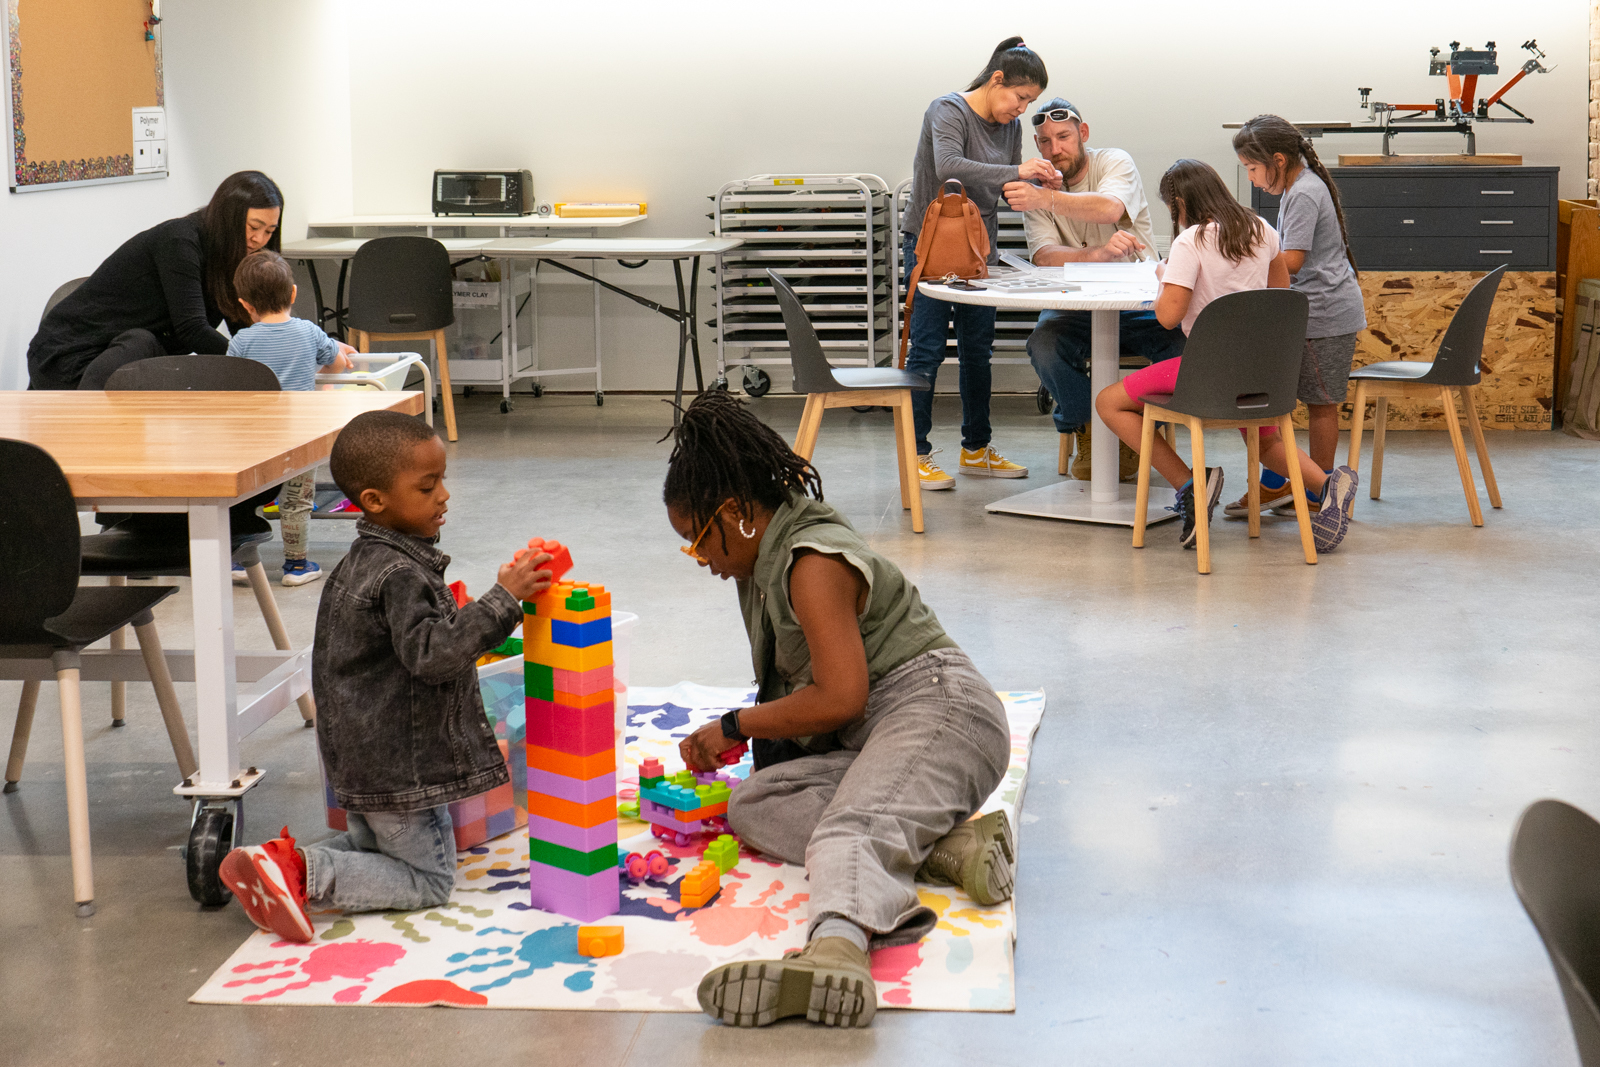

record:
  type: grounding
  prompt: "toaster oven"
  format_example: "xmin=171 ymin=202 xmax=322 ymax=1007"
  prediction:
xmin=432 ymin=170 xmax=534 ymax=216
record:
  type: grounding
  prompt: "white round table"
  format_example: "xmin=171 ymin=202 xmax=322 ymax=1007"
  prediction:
xmin=918 ymin=265 xmax=1179 ymax=526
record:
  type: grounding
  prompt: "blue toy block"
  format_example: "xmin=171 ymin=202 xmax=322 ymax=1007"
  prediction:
xmin=551 ymin=616 xmax=613 ymax=649
xmin=640 ymin=782 xmax=701 ymax=812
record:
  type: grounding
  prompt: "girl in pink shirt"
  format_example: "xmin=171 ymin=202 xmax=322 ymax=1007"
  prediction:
xmin=1094 ymin=159 xmax=1356 ymax=551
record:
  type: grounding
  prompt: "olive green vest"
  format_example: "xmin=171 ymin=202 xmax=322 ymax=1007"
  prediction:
xmin=737 ymin=496 xmax=955 ymax=705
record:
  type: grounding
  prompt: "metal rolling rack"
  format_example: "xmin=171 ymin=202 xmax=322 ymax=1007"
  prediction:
xmin=711 ymin=174 xmax=891 ymax=395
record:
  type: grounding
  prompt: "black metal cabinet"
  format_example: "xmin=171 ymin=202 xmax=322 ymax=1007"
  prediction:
xmin=1251 ymin=165 xmax=1557 ymax=270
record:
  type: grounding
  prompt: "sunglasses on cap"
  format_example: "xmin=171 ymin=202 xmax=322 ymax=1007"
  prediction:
xmin=1032 ymin=107 xmax=1082 ymax=127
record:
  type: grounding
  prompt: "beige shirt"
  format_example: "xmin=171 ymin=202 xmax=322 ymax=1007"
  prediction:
xmin=1023 ymin=146 xmax=1158 ymax=263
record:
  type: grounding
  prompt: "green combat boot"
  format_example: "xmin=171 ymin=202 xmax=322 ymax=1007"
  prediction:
xmin=697 ymin=936 xmax=877 ymax=1028
xmin=916 ymin=809 xmax=1016 ymax=905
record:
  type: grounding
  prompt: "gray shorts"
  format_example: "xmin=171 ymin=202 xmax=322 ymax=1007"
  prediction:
xmin=1299 ymin=333 xmax=1358 ymax=406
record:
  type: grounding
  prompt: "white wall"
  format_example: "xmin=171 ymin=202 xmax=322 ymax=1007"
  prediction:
xmin=3 ymin=0 xmax=1585 ymax=391
xmin=0 ymin=0 xmax=352 ymax=389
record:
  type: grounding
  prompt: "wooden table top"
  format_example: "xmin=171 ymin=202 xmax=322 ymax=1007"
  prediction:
xmin=0 ymin=390 xmax=425 ymax=500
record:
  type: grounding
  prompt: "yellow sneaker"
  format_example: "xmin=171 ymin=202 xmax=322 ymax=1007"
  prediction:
xmin=959 ymin=445 xmax=1028 ymax=479
xmin=918 ymin=452 xmax=955 ymax=491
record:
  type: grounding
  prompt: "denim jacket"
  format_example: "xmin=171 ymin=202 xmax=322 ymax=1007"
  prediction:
xmin=313 ymin=519 xmax=519 ymax=812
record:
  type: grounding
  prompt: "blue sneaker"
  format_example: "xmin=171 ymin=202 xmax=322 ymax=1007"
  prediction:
xmin=1309 ymin=466 xmax=1358 ymax=552
xmin=281 ymin=559 xmax=323 ymax=587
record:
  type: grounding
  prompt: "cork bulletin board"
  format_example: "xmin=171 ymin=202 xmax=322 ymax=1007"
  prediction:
xmin=4 ymin=0 xmax=165 ymax=190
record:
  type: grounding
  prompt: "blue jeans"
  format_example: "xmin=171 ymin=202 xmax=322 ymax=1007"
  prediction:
xmin=902 ymin=232 xmax=996 ymax=455
xmin=1027 ymin=309 xmax=1186 ymax=434
xmin=303 ymin=804 xmax=456 ymax=912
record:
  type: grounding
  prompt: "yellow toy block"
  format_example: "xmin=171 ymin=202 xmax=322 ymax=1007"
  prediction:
xmin=577 ymin=925 xmax=625 ymax=957
xmin=523 ymin=638 xmax=613 ymax=672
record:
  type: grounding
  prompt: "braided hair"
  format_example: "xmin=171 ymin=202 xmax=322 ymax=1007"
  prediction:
xmin=662 ymin=390 xmax=823 ymax=553
xmin=1232 ymin=114 xmax=1359 ymax=276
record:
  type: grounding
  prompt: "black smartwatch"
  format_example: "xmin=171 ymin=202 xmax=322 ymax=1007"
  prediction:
xmin=720 ymin=708 xmax=748 ymax=742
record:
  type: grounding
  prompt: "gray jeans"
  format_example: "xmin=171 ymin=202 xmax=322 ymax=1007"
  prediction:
xmin=302 ymin=804 xmax=456 ymax=913
xmin=727 ymin=647 xmax=1009 ymax=950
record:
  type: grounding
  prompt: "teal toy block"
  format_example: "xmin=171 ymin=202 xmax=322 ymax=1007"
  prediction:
xmin=640 ymin=781 xmax=701 ymax=812
xmin=704 ymin=834 xmax=739 ymax=873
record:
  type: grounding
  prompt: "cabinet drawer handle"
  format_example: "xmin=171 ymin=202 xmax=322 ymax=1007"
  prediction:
xmin=1480 ymin=220 xmax=1514 ymax=225
xmin=1479 ymin=249 xmax=1513 ymax=255
xmin=1402 ymin=219 xmax=1415 ymax=224
xmin=1480 ymin=190 xmax=1515 ymax=195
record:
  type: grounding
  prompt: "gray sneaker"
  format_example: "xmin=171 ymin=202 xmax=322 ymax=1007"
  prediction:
xmin=1309 ymin=466 xmax=1358 ymax=552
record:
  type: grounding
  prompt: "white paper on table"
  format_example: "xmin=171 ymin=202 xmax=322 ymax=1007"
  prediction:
xmin=1059 ymin=261 xmax=1159 ymax=284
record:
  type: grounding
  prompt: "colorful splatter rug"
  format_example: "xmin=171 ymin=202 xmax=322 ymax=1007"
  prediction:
xmin=192 ymin=686 xmax=1045 ymax=1012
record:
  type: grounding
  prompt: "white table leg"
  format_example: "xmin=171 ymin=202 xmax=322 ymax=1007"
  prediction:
xmin=1089 ymin=309 xmax=1120 ymax=504
xmin=592 ymin=264 xmax=603 ymax=396
xmin=188 ymin=503 xmax=240 ymax=788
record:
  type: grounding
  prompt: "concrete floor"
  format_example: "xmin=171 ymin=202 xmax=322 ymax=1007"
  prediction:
xmin=2 ymin=393 xmax=1595 ymax=1066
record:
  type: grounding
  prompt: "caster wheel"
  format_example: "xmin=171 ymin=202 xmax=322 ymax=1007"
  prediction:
xmin=742 ymin=368 xmax=772 ymax=398
xmin=462 ymin=385 xmax=476 ymax=399
xmin=432 ymin=397 xmax=442 ymax=415
xmin=186 ymin=806 xmax=235 ymax=907
xmin=595 ymin=392 xmax=604 ymax=407
xmin=1036 ymin=384 xmax=1053 ymax=416
xmin=532 ymin=383 xmax=545 ymax=398
xmin=500 ymin=399 xmax=513 ymax=413
xmin=713 ymin=377 xmax=730 ymax=392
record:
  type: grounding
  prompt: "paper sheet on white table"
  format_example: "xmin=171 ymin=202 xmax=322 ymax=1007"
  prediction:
xmin=1059 ymin=261 xmax=1159 ymax=284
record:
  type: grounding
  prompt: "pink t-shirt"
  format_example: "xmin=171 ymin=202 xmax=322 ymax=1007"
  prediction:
xmin=1161 ymin=217 xmax=1281 ymax=335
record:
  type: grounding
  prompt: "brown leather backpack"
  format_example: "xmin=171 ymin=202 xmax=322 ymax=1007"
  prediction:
xmin=899 ymin=179 xmax=991 ymax=366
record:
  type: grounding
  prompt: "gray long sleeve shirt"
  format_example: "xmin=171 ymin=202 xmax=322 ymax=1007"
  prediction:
xmin=904 ymin=92 xmax=1022 ymax=264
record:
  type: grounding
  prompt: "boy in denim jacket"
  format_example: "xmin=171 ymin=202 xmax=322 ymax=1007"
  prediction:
xmin=220 ymin=410 xmax=553 ymax=941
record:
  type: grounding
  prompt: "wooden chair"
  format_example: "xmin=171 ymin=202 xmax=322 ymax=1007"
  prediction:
xmin=768 ymin=270 xmax=931 ymax=533
xmin=1346 ymin=265 xmax=1505 ymax=526
xmin=1510 ymin=799 xmax=1600 ymax=1067
xmin=345 ymin=236 xmax=459 ymax=442
xmin=1132 ymin=289 xmax=1317 ymax=574
xmin=1 ymin=439 xmax=192 ymax=916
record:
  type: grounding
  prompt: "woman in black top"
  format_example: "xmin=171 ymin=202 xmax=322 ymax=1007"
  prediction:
xmin=28 ymin=171 xmax=289 ymax=389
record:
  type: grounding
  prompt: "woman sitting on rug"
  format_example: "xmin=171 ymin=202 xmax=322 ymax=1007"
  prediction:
xmin=664 ymin=390 xmax=1014 ymax=1030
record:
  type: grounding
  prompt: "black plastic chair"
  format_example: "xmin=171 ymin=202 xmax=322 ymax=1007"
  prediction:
xmin=83 ymin=354 xmax=315 ymax=727
xmin=1131 ymin=289 xmax=1317 ymax=574
xmin=1346 ymin=265 xmax=1505 ymax=526
xmin=0 ymin=439 xmax=192 ymax=916
xmin=769 ymin=270 xmax=932 ymax=533
xmin=346 ymin=236 xmax=458 ymax=441
xmin=1510 ymin=799 xmax=1600 ymax=1066
xmin=40 ymin=277 xmax=87 ymax=327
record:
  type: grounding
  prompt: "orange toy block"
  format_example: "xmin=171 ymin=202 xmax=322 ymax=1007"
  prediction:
xmin=577 ymin=925 xmax=624 ymax=957
xmin=553 ymin=687 xmax=614 ymax=710
xmin=678 ymin=860 xmax=721 ymax=908
xmin=528 ymin=744 xmax=615 ymax=781
xmin=527 ymin=791 xmax=617 ymax=829
xmin=673 ymin=800 xmax=730 ymax=823
xmin=514 ymin=538 xmax=573 ymax=583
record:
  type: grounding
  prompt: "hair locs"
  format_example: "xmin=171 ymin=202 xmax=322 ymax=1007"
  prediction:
xmin=966 ymin=36 xmax=1048 ymax=93
xmin=1232 ymin=114 xmax=1359 ymax=277
xmin=1158 ymin=159 xmax=1264 ymax=266
xmin=196 ymin=170 xmax=284 ymax=327
xmin=662 ymin=390 xmax=822 ymax=555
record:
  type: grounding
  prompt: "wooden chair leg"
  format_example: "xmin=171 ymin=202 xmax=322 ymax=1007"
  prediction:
xmin=1245 ymin=426 xmax=1262 ymax=539
xmin=891 ymin=395 xmax=912 ymax=514
xmin=1057 ymin=432 xmax=1070 ymax=476
xmin=1439 ymin=385 xmax=1484 ymax=526
xmin=1132 ymin=409 xmax=1156 ymax=549
xmin=1161 ymin=422 xmax=1175 ymax=447
xmin=1460 ymin=385 xmax=1502 ymax=508
xmin=895 ymin=392 xmax=924 ymax=534
xmin=107 ymin=575 xmax=127 ymax=727
xmin=1370 ymin=396 xmax=1388 ymax=499
xmin=1280 ymin=414 xmax=1318 ymax=565
xmin=1189 ymin=418 xmax=1211 ymax=574
xmin=1346 ymin=381 xmax=1367 ymax=480
xmin=4 ymin=679 xmax=40 ymax=792
xmin=245 ymin=563 xmax=316 ymax=725
xmin=792 ymin=394 xmax=825 ymax=460
xmin=354 ymin=329 xmax=368 ymax=353
xmin=433 ymin=329 xmax=459 ymax=443
xmin=54 ymin=654 xmax=95 ymax=915
xmin=131 ymin=617 xmax=197 ymax=779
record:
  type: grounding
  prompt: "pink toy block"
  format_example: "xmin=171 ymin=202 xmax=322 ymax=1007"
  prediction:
xmin=528 ymin=767 xmax=616 ymax=804
xmin=553 ymin=665 xmax=614 ymax=696
xmin=453 ymin=819 xmax=486 ymax=849
xmin=456 ymin=793 xmax=487 ymax=825
xmin=529 ymin=861 xmax=619 ymax=922
xmin=527 ymin=699 xmax=613 ymax=756
xmin=483 ymin=781 xmax=514 ymax=814
xmin=640 ymin=757 xmax=665 ymax=781
xmin=528 ymin=815 xmax=619 ymax=853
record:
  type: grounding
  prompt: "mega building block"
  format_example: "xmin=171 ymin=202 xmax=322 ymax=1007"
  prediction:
xmin=552 ymin=686 xmax=614 ymax=710
xmin=522 ymin=638 xmax=615 ymax=673
xmin=528 ymin=791 xmax=616 ymax=828
xmin=527 ymin=699 xmax=614 ymax=756
xmin=678 ymin=861 xmax=722 ymax=909
xmin=528 ymin=815 xmax=619 ymax=853
xmin=640 ymin=781 xmax=703 ymax=812
xmin=553 ymin=664 xmax=614 ymax=695
xmin=552 ymin=616 xmax=612 ymax=648
xmin=516 ymin=538 xmax=574 ymax=583
xmin=577 ymin=926 xmax=624 ymax=957
xmin=704 ymin=834 xmax=740 ymax=873
xmin=528 ymin=862 xmax=619 ymax=923
xmin=639 ymin=757 xmax=665 ymax=781
xmin=529 ymin=837 xmax=621 ymax=877
xmin=529 ymin=767 xmax=616 ymax=805
xmin=528 ymin=744 xmax=614 ymax=780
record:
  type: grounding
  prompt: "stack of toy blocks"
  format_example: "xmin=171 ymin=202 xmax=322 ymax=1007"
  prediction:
xmin=525 ymin=576 xmax=620 ymax=922
xmin=639 ymin=759 xmax=737 ymax=843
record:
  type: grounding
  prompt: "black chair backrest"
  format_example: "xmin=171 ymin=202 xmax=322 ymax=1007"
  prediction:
xmin=1164 ymin=289 xmax=1310 ymax=421
xmin=346 ymin=236 xmax=454 ymax=334
xmin=0 ymin=439 xmax=81 ymax=642
xmin=1510 ymin=799 xmax=1600 ymax=1067
xmin=105 ymin=354 xmax=282 ymax=392
xmin=40 ymin=277 xmax=88 ymax=327
xmin=769 ymin=270 xmax=844 ymax=394
xmin=1419 ymin=265 xmax=1506 ymax=386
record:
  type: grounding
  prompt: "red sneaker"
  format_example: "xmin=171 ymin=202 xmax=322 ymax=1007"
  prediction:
xmin=219 ymin=827 xmax=314 ymax=943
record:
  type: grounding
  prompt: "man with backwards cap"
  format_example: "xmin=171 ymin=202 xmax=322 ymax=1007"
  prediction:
xmin=1002 ymin=99 xmax=1184 ymax=480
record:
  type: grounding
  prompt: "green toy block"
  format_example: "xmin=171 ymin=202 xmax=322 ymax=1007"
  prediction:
xmin=565 ymin=589 xmax=596 ymax=611
xmin=639 ymin=775 xmax=664 ymax=790
xmin=525 ymin=661 xmax=554 ymax=701
xmin=668 ymin=770 xmax=696 ymax=788
xmin=704 ymin=834 xmax=739 ymax=872
xmin=528 ymin=837 xmax=619 ymax=877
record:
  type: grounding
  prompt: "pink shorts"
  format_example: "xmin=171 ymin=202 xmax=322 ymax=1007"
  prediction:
xmin=1120 ymin=357 xmax=1181 ymax=404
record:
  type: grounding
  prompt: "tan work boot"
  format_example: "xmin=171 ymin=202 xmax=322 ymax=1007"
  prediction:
xmin=1069 ymin=430 xmax=1141 ymax=483
xmin=697 ymin=936 xmax=877 ymax=1028
xmin=915 ymin=809 xmax=1016 ymax=906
